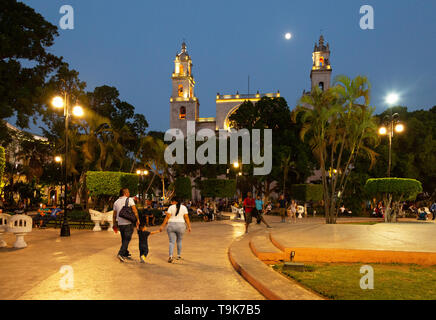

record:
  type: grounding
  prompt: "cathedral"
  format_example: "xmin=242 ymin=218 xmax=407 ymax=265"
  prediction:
xmin=169 ymin=36 xmax=332 ymax=135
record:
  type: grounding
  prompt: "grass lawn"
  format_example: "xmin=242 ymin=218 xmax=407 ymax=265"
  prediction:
xmin=273 ymin=263 xmax=436 ymax=300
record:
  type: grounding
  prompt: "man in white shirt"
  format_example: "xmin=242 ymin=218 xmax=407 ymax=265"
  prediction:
xmin=113 ymin=188 xmax=139 ymax=262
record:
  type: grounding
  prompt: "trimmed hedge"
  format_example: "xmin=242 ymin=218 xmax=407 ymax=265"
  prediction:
xmin=198 ymin=179 xmax=236 ymax=199
xmin=364 ymin=178 xmax=422 ymax=201
xmin=290 ymin=184 xmax=323 ymax=202
xmin=175 ymin=177 xmax=192 ymax=200
xmin=86 ymin=171 xmax=139 ymax=197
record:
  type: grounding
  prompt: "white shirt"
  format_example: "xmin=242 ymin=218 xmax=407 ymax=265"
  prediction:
xmin=167 ymin=204 xmax=188 ymax=223
xmin=113 ymin=196 xmax=136 ymax=226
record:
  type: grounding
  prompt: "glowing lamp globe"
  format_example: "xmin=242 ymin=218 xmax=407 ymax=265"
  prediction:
xmin=52 ymin=96 xmax=64 ymax=109
xmin=395 ymin=123 xmax=405 ymax=133
xmin=379 ymin=127 xmax=387 ymax=135
xmin=72 ymin=105 xmax=84 ymax=117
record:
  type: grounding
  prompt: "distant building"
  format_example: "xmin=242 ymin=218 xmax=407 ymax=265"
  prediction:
xmin=4 ymin=122 xmax=48 ymax=166
xmin=169 ymin=35 xmax=332 ymax=135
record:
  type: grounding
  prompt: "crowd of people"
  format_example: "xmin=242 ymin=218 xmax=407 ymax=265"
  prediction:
xmin=370 ymin=200 xmax=436 ymax=221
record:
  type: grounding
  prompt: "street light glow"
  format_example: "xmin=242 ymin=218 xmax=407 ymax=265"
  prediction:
xmin=55 ymin=156 xmax=62 ymax=163
xmin=395 ymin=123 xmax=405 ymax=133
xmin=72 ymin=105 xmax=84 ymax=117
xmin=379 ymin=127 xmax=387 ymax=135
xmin=386 ymin=93 xmax=399 ymax=105
xmin=136 ymin=170 xmax=142 ymax=175
xmin=233 ymin=162 xmax=240 ymax=168
xmin=52 ymin=96 xmax=64 ymax=109
xmin=144 ymin=170 xmax=149 ymax=175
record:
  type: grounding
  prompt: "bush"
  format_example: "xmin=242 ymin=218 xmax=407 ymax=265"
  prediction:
xmin=198 ymin=179 xmax=236 ymax=199
xmin=175 ymin=177 xmax=192 ymax=200
xmin=86 ymin=171 xmax=139 ymax=197
xmin=290 ymin=184 xmax=323 ymax=202
xmin=67 ymin=210 xmax=91 ymax=221
xmin=364 ymin=178 xmax=422 ymax=201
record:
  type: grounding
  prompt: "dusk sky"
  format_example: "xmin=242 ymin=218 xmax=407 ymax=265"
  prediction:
xmin=18 ymin=0 xmax=436 ymax=133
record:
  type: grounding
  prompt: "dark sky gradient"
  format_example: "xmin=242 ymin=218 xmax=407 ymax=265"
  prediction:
xmin=16 ymin=0 xmax=436 ymax=133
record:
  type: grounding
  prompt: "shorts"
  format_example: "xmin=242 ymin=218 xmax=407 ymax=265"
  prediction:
xmin=279 ymin=208 xmax=286 ymax=217
xmin=244 ymin=210 xmax=253 ymax=224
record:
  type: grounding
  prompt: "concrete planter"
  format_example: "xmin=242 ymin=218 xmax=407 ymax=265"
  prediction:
xmin=0 ymin=213 xmax=11 ymax=247
xmin=297 ymin=206 xmax=304 ymax=219
xmin=7 ymin=214 xmax=32 ymax=248
xmin=89 ymin=209 xmax=114 ymax=232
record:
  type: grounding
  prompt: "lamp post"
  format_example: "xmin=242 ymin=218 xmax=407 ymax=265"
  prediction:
xmin=136 ymin=169 xmax=149 ymax=207
xmin=378 ymin=93 xmax=404 ymax=177
xmin=54 ymin=156 xmax=63 ymax=208
xmin=52 ymin=92 xmax=84 ymax=237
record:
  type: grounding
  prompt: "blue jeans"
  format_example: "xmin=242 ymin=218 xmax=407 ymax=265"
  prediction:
xmin=118 ymin=224 xmax=134 ymax=257
xmin=167 ymin=222 xmax=186 ymax=257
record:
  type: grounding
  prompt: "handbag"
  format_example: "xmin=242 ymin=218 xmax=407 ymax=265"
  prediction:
xmin=119 ymin=198 xmax=137 ymax=224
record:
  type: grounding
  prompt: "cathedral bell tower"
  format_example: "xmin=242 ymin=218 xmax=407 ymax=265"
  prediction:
xmin=169 ymin=42 xmax=199 ymax=136
xmin=310 ymin=35 xmax=332 ymax=91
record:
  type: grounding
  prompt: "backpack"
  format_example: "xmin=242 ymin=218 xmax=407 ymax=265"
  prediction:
xmin=119 ymin=198 xmax=137 ymax=224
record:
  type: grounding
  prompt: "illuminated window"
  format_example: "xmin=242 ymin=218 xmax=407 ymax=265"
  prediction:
xmin=190 ymin=87 xmax=193 ymax=98
xmin=179 ymin=106 xmax=186 ymax=119
xmin=179 ymin=64 xmax=184 ymax=74
xmin=178 ymin=85 xmax=183 ymax=97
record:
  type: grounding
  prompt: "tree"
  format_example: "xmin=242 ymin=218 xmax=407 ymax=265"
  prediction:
xmin=364 ymin=178 xmax=422 ymax=222
xmin=293 ymin=75 xmax=379 ymax=224
xmin=174 ymin=177 xmax=192 ymax=200
xmin=0 ymin=0 xmax=61 ymax=131
xmin=86 ymin=171 xmax=138 ymax=210
xmin=229 ymin=97 xmax=315 ymax=199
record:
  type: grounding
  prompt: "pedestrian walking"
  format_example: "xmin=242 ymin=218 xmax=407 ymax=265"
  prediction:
xmin=243 ymin=192 xmax=256 ymax=233
xmin=255 ymin=195 xmax=272 ymax=228
xmin=430 ymin=201 xmax=436 ymax=221
xmin=137 ymin=207 xmax=161 ymax=263
xmin=288 ymin=200 xmax=297 ymax=224
xmin=113 ymin=188 xmax=140 ymax=262
xmin=159 ymin=198 xmax=192 ymax=263
xmin=278 ymin=195 xmax=287 ymax=223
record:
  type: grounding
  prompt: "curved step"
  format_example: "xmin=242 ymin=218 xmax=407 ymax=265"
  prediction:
xmin=228 ymin=233 xmax=323 ymax=300
xmin=249 ymin=234 xmax=285 ymax=264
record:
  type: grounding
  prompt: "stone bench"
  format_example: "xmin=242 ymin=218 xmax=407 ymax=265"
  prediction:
xmin=89 ymin=209 xmax=114 ymax=232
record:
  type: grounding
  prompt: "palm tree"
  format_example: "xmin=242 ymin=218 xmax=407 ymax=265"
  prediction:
xmin=293 ymin=75 xmax=378 ymax=224
xmin=138 ymin=136 xmax=174 ymax=201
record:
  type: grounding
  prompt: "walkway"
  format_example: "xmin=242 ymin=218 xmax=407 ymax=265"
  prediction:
xmin=0 ymin=219 xmax=264 ymax=300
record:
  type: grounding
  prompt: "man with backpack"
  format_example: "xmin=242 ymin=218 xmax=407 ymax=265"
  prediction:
xmin=113 ymin=188 xmax=140 ymax=262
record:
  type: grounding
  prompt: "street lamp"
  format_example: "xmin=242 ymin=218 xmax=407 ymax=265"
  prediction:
xmin=54 ymin=156 xmax=63 ymax=208
xmin=379 ymin=94 xmax=404 ymax=177
xmin=52 ymin=92 xmax=85 ymax=237
xmin=136 ymin=169 xmax=149 ymax=207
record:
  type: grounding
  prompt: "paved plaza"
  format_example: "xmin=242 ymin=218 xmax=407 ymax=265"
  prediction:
xmin=1 ymin=215 xmax=435 ymax=300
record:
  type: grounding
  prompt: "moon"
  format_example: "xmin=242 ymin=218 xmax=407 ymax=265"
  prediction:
xmin=285 ymin=32 xmax=292 ymax=40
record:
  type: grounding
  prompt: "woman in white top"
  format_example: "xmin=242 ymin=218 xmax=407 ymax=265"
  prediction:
xmin=159 ymin=198 xmax=191 ymax=263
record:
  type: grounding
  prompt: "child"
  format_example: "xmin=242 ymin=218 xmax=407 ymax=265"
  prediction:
xmin=138 ymin=208 xmax=161 ymax=263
